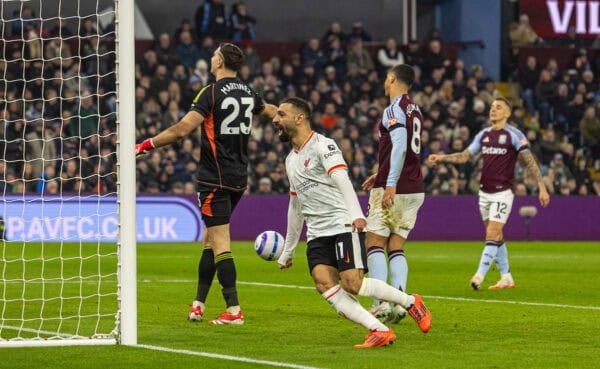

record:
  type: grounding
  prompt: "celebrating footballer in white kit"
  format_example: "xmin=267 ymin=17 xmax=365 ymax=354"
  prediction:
xmin=273 ymin=97 xmax=431 ymax=349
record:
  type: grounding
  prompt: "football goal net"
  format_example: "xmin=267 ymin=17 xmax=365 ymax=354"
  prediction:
xmin=0 ymin=0 xmax=136 ymax=347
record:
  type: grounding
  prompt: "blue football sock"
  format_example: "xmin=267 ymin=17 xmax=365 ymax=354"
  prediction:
xmin=476 ymin=240 xmax=502 ymax=277
xmin=388 ymin=250 xmax=408 ymax=292
xmin=495 ymin=242 xmax=510 ymax=274
xmin=367 ymin=246 xmax=387 ymax=305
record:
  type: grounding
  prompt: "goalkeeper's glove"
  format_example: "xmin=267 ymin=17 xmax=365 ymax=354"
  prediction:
xmin=135 ymin=138 xmax=155 ymax=158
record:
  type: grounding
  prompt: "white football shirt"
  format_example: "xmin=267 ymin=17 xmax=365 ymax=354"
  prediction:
xmin=285 ymin=131 xmax=352 ymax=241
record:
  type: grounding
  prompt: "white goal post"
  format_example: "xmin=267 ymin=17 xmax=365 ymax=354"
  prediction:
xmin=0 ymin=0 xmax=136 ymax=347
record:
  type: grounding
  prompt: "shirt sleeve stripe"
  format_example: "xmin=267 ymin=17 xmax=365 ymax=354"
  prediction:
xmin=192 ymin=84 xmax=212 ymax=104
xmin=327 ymin=164 xmax=347 ymax=175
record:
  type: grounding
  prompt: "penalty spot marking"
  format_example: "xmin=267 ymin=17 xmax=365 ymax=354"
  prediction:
xmin=137 ymin=344 xmax=327 ymax=369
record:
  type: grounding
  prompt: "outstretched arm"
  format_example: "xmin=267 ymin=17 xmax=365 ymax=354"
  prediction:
xmin=518 ymin=149 xmax=550 ymax=207
xmin=427 ymin=149 xmax=472 ymax=165
xmin=136 ymin=111 xmax=204 ymax=156
xmin=261 ymin=103 xmax=278 ymax=120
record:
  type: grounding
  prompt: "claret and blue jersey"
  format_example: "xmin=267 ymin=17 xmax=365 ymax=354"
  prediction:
xmin=468 ymin=125 xmax=529 ymax=193
xmin=373 ymin=94 xmax=424 ymax=194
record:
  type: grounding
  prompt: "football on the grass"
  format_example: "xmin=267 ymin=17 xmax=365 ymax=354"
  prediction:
xmin=254 ymin=230 xmax=284 ymax=261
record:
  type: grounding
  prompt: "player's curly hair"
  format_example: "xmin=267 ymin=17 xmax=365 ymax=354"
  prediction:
xmin=219 ymin=43 xmax=244 ymax=72
xmin=391 ymin=64 xmax=415 ymax=87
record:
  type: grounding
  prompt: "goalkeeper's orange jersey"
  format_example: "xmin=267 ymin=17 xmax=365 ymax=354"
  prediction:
xmin=190 ymin=77 xmax=265 ymax=191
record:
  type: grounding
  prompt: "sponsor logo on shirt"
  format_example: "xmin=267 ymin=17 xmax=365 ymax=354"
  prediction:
xmin=482 ymin=136 xmax=490 ymax=143
xmin=481 ymin=146 xmax=508 ymax=155
xmin=328 ymin=144 xmax=336 ymax=151
xmin=324 ymin=150 xmax=341 ymax=159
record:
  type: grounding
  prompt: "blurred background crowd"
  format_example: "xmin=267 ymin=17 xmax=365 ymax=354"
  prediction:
xmin=1 ymin=1 xmax=600 ymax=197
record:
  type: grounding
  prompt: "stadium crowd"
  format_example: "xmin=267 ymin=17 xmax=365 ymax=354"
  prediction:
xmin=2 ymin=3 xmax=600 ymax=197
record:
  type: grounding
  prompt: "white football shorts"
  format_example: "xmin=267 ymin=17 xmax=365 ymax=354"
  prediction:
xmin=366 ymin=188 xmax=424 ymax=239
xmin=478 ymin=189 xmax=514 ymax=224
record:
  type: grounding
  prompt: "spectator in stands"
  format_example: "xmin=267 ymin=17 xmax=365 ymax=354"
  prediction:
xmin=579 ymin=106 xmax=600 ymax=158
xmin=69 ymin=94 xmax=99 ymax=139
xmin=302 ymin=38 xmax=327 ymax=73
xmin=325 ymin=36 xmax=346 ymax=78
xmin=195 ymin=0 xmax=229 ymax=40
xmin=243 ymin=44 xmax=262 ymax=77
xmin=535 ymin=69 xmax=556 ymax=126
xmin=376 ymin=38 xmax=404 ymax=76
xmin=518 ymin=56 xmax=539 ymax=114
xmin=79 ymin=16 xmax=98 ymax=37
xmin=48 ymin=18 xmax=73 ymax=38
xmin=509 ymin=14 xmax=540 ymax=48
xmin=230 ymin=1 xmax=256 ymax=42
xmin=322 ymin=21 xmax=347 ymax=46
xmin=346 ymin=39 xmax=374 ymax=76
xmin=198 ymin=36 xmax=216 ymax=66
xmin=562 ymin=25 xmax=585 ymax=49
xmin=349 ymin=21 xmax=372 ymax=42
xmin=174 ymin=19 xmax=195 ymax=45
xmin=539 ymin=129 xmax=562 ymax=165
xmin=154 ymin=33 xmax=179 ymax=71
xmin=176 ymin=31 xmax=201 ymax=71
xmin=422 ymin=39 xmax=450 ymax=78
xmin=24 ymin=122 xmax=57 ymax=180
xmin=191 ymin=59 xmax=211 ymax=87
xmin=257 ymin=177 xmax=272 ymax=194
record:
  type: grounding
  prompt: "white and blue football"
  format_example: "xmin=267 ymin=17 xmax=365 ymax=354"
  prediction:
xmin=254 ymin=231 xmax=284 ymax=261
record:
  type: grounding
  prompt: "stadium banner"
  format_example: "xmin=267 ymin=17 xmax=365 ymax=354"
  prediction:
xmin=520 ymin=0 xmax=600 ymax=39
xmin=230 ymin=195 xmax=600 ymax=241
xmin=1 ymin=195 xmax=203 ymax=242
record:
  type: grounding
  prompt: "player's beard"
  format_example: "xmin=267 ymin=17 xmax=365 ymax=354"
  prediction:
xmin=279 ymin=129 xmax=291 ymax=143
xmin=274 ymin=123 xmax=291 ymax=142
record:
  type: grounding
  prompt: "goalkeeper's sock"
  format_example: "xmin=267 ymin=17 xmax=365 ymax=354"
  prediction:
xmin=358 ymin=277 xmax=414 ymax=309
xmin=215 ymin=251 xmax=239 ymax=307
xmin=366 ymin=246 xmax=387 ymax=305
xmin=388 ymin=249 xmax=408 ymax=292
xmin=476 ymin=240 xmax=502 ymax=277
xmin=322 ymin=285 xmax=388 ymax=331
xmin=495 ymin=242 xmax=510 ymax=274
xmin=195 ymin=247 xmax=215 ymax=303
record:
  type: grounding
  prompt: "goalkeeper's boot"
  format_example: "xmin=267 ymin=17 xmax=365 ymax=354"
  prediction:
xmin=470 ymin=273 xmax=484 ymax=291
xmin=188 ymin=301 xmax=204 ymax=322
xmin=367 ymin=301 xmax=392 ymax=320
xmin=407 ymin=294 xmax=431 ymax=333
xmin=209 ymin=310 xmax=244 ymax=325
xmin=488 ymin=273 xmax=515 ymax=290
xmin=353 ymin=329 xmax=396 ymax=349
xmin=385 ymin=304 xmax=408 ymax=324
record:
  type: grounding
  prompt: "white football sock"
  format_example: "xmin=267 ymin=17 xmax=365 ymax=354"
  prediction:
xmin=357 ymin=277 xmax=415 ymax=309
xmin=322 ymin=285 xmax=388 ymax=332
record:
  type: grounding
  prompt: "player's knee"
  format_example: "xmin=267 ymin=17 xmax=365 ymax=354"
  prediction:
xmin=485 ymin=225 xmax=504 ymax=241
xmin=314 ymin=280 xmax=337 ymax=294
xmin=339 ymin=276 xmax=362 ymax=295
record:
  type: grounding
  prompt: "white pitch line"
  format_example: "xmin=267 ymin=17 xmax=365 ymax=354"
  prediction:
xmin=423 ymin=295 xmax=600 ymax=310
xmin=141 ymin=279 xmax=600 ymax=311
xmin=137 ymin=344 xmax=327 ymax=369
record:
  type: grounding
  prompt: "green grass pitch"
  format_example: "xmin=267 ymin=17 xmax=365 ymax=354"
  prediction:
xmin=1 ymin=241 xmax=599 ymax=369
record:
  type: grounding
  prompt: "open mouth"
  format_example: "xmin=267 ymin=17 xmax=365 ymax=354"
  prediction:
xmin=274 ymin=123 xmax=284 ymax=136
